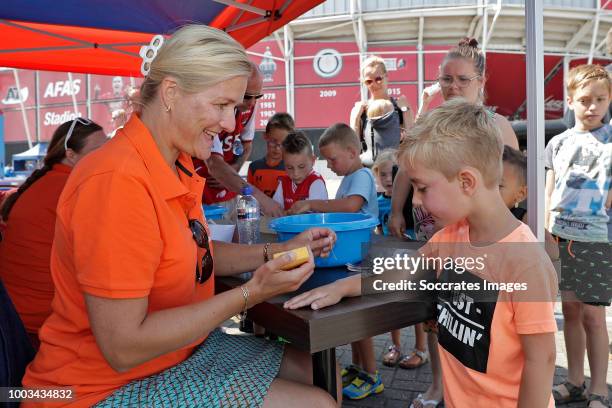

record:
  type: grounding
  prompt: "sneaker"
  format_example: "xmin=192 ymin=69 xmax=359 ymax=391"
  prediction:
xmin=343 ymin=370 xmax=384 ymax=400
xmin=341 ymin=364 xmax=362 ymax=388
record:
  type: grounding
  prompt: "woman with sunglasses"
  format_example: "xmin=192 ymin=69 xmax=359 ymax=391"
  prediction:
xmin=388 ymin=38 xmax=519 ymax=408
xmin=0 ymin=118 xmax=107 ymax=348
xmin=22 ymin=25 xmax=337 ymax=408
xmin=350 ymin=56 xmax=414 ymax=162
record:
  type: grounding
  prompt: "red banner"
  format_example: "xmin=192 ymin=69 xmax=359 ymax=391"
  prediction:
xmin=0 ymin=69 xmax=35 ymax=108
xmin=254 ymin=89 xmax=287 ymax=130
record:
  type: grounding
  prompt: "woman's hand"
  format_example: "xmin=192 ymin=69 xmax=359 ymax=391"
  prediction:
xmin=248 ymin=248 xmax=316 ymax=304
xmin=286 ymin=201 xmax=310 ymax=215
xmin=396 ymin=95 xmax=410 ymax=110
xmin=388 ymin=211 xmax=407 ymax=240
xmin=284 ymin=278 xmax=351 ymax=310
xmin=288 ymin=227 xmax=336 ymax=258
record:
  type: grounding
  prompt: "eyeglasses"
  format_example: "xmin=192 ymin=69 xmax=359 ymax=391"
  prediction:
xmin=364 ymin=76 xmax=384 ymax=86
xmin=244 ymin=93 xmax=264 ymax=101
xmin=64 ymin=117 xmax=93 ymax=151
xmin=266 ymin=139 xmax=283 ymax=149
xmin=437 ymin=74 xmax=481 ymax=89
xmin=189 ymin=219 xmax=214 ymax=284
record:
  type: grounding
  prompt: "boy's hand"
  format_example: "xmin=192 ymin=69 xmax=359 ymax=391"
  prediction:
xmin=287 ymin=201 xmax=311 ymax=215
xmin=388 ymin=211 xmax=407 ymax=240
xmin=259 ymin=195 xmax=284 ymax=217
xmin=288 ymin=227 xmax=336 ymax=258
xmin=283 ymin=281 xmax=344 ymax=310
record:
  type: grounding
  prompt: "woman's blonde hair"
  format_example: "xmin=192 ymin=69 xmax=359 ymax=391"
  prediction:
xmin=372 ymin=149 xmax=397 ymax=175
xmin=361 ymin=56 xmax=387 ymax=79
xmin=139 ymin=25 xmax=252 ymax=107
xmin=398 ymin=98 xmax=503 ymax=188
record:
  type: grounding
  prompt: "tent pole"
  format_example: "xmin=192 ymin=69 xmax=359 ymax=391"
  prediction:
xmin=283 ymin=25 xmax=294 ymax=117
xmin=588 ymin=1 xmax=601 ymax=64
xmin=482 ymin=0 xmax=488 ymax=58
xmin=417 ymin=16 xmax=424 ymax=110
xmin=12 ymin=69 xmax=33 ymax=149
xmin=525 ymin=0 xmax=545 ymax=242
xmin=67 ymin=72 xmax=79 ymax=116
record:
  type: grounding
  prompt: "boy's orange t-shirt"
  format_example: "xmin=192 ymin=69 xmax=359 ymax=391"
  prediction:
xmin=247 ymin=157 xmax=285 ymax=198
xmin=421 ymin=220 xmax=558 ymax=408
xmin=0 ymin=164 xmax=71 ymax=334
xmin=22 ymin=115 xmax=215 ymax=407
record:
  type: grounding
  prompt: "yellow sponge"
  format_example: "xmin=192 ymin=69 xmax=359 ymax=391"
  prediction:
xmin=273 ymin=246 xmax=310 ymax=270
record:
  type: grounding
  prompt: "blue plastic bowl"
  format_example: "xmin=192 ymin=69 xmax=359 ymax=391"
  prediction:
xmin=268 ymin=213 xmax=379 ymax=267
xmin=203 ymin=205 xmax=227 ymax=221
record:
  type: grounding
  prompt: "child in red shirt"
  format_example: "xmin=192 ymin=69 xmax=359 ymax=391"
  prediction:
xmin=273 ymin=131 xmax=327 ymax=210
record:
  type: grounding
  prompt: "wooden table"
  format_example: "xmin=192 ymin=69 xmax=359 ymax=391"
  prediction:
xmin=217 ymin=265 xmax=435 ymax=399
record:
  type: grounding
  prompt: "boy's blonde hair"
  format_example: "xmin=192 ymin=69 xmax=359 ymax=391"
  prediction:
xmin=367 ymin=99 xmax=394 ymax=119
xmin=319 ymin=123 xmax=361 ymax=151
xmin=372 ymin=148 xmax=397 ymax=175
xmin=567 ymin=64 xmax=612 ymax=96
xmin=398 ymin=98 xmax=503 ymax=188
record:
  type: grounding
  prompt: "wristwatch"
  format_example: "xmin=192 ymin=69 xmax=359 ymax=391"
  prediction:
xmin=400 ymin=106 xmax=409 ymax=112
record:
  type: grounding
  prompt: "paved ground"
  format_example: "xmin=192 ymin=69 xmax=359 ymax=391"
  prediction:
xmin=237 ymin=160 xmax=611 ymax=407
xmin=339 ymin=304 xmax=612 ymax=408
xmin=224 ymin=305 xmax=611 ymax=408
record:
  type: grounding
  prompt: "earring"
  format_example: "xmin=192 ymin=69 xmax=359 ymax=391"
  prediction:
xmin=514 ymin=202 xmax=519 ymax=208
xmin=165 ymin=104 xmax=171 ymax=112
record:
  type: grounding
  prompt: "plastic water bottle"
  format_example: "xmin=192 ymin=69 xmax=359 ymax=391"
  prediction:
xmin=232 ymin=138 xmax=244 ymax=157
xmin=236 ymin=185 xmax=260 ymax=245
xmin=237 ymin=186 xmax=260 ymax=283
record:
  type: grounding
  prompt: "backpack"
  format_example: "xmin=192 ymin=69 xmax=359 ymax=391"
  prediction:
xmin=359 ymin=98 xmax=404 ymax=165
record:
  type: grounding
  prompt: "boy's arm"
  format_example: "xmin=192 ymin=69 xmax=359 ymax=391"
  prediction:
xmin=389 ymin=169 xmax=410 ymax=239
xmin=518 ymin=332 xmax=556 ymax=408
xmin=544 ymin=169 xmax=555 ymax=230
xmin=284 ymin=274 xmax=361 ymax=310
xmin=287 ymin=196 xmax=365 ymax=215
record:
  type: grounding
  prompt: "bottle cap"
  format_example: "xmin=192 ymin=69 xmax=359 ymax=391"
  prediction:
xmin=241 ymin=185 xmax=253 ymax=195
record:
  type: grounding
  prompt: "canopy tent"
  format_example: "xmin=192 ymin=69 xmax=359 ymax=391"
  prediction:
xmin=0 ymin=0 xmax=547 ymax=239
xmin=0 ymin=0 xmax=324 ymax=76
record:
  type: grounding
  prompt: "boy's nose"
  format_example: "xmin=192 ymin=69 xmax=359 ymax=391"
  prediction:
xmin=411 ymin=191 xmax=422 ymax=206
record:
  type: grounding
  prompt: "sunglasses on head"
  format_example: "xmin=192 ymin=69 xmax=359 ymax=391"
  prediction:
xmin=243 ymin=93 xmax=264 ymax=101
xmin=364 ymin=76 xmax=384 ymax=86
xmin=189 ymin=219 xmax=214 ymax=284
xmin=64 ymin=117 xmax=93 ymax=151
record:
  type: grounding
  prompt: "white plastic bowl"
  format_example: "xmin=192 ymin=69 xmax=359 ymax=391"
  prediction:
xmin=209 ymin=224 xmax=235 ymax=243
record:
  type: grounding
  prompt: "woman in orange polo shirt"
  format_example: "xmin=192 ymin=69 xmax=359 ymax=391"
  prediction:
xmin=23 ymin=26 xmax=337 ymax=408
xmin=0 ymin=119 xmax=107 ymax=348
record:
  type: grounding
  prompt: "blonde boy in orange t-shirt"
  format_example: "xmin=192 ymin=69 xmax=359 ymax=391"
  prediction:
xmin=285 ymin=99 xmax=558 ymax=408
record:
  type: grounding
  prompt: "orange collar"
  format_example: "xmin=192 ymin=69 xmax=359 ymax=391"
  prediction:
xmin=119 ymin=115 xmax=204 ymax=217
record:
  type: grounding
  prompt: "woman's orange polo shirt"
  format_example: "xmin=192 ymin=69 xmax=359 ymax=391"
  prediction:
xmin=22 ymin=115 xmax=215 ymax=407
xmin=0 ymin=164 xmax=71 ymax=335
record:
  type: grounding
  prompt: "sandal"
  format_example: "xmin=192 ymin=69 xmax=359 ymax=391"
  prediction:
xmin=552 ymin=380 xmax=587 ymax=403
xmin=382 ymin=345 xmax=401 ymax=367
xmin=409 ymin=393 xmax=443 ymax=408
xmin=398 ymin=348 xmax=429 ymax=369
xmin=587 ymin=394 xmax=611 ymax=408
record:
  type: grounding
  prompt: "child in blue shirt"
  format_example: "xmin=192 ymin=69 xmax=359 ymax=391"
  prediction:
xmin=288 ymin=123 xmax=378 ymax=220
xmin=546 ymin=64 xmax=611 ymax=408
xmin=287 ymin=123 xmax=382 ymax=400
